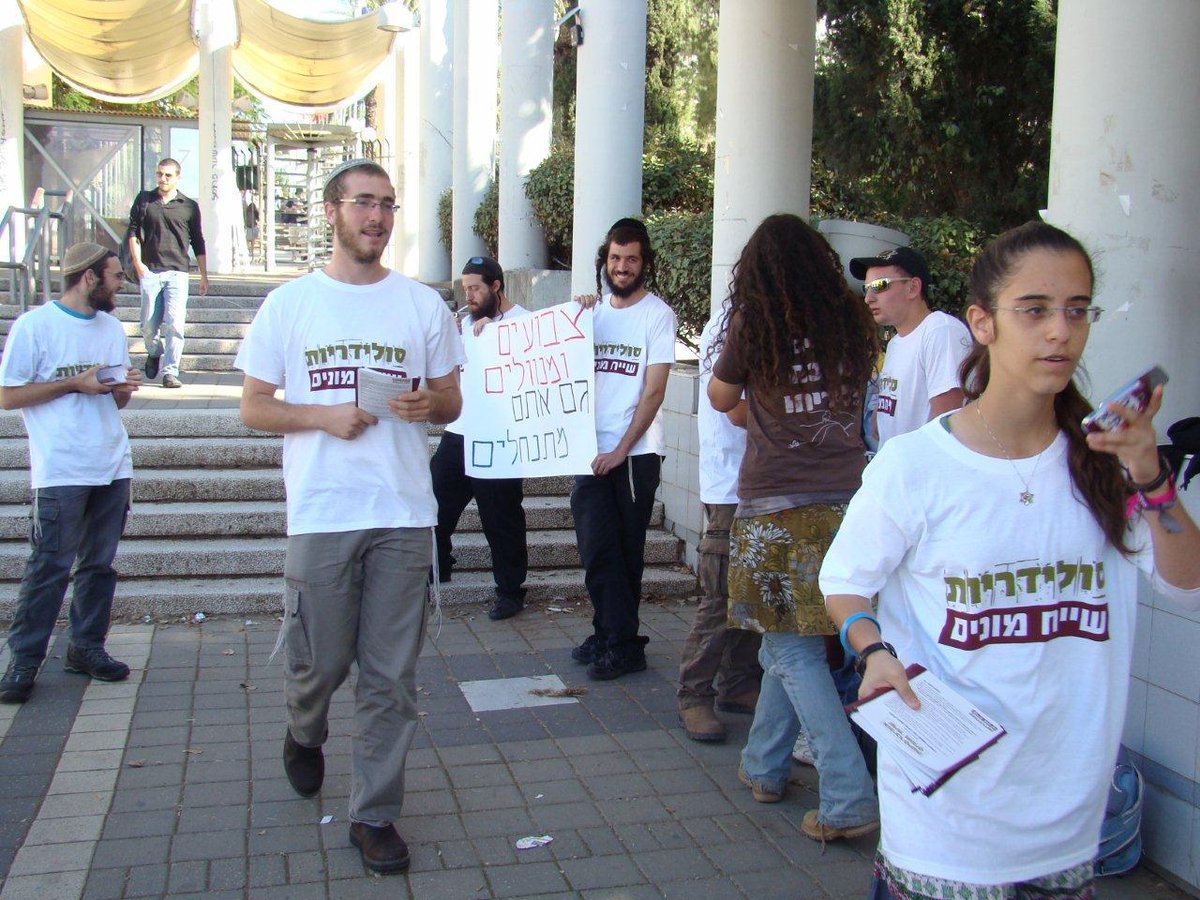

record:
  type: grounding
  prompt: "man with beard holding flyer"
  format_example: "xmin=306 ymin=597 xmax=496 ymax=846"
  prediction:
xmin=571 ymin=218 xmax=677 ymax=680
xmin=235 ymin=160 xmax=463 ymax=875
xmin=0 ymin=243 xmax=142 ymax=704
xmin=430 ymin=255 xmax=530 ymax=620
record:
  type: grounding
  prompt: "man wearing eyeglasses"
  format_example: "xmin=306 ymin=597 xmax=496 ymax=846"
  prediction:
xmin=126 ymin=158 xmax=208 ymax=389
xmin=0 ymin=243 xmax=142 ymax=705
xmin=850 ymin=247 xmax=970 ymax=448
xmin=235 ymin=159 xmax=463 ymax=876
xmin=430 ymin=255 xmax=530 ymax=621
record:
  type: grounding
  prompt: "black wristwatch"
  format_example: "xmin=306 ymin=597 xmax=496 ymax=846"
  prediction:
xmin=855 ymin=641 xmax=898 ymax=676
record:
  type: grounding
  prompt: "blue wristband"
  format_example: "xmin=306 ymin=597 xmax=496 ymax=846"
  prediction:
xmin=839 ymin=611 xmax=881 ymax=658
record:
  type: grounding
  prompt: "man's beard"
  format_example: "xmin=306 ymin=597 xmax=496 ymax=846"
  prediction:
xmin=87 ymin=282 xmax=116 ymax=313
xmin=606 ymin=265 xmax=645 ymax=299
xmin=333 ymin=209 xmax=387 ymax=265
xmin=469 ymin=287 xmax=500 ymax=321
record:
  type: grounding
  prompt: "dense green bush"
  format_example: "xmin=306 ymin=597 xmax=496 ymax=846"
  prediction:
xmin=646 ymin=210 xmax=712 ymax=350
xmin=524 ymin=144 xmax=576 ymax=268
xmin=473 ymin=176 xmax=500 ymax=258
xmin=437 ymin=187 xmax=452 ymax=262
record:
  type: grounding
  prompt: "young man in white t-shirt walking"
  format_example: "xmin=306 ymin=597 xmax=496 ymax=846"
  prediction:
xmin=850 ymin=247 xmax=970 ymax=447
xmin=430 ymin=255 xmax=529 ymax=621
xmin=571 ymin=219 xmax=677 ymax=680
xmin=0 ymin=243 xmax=142 ymax=704
xmin=235 ymin=160 xmax=463 ymax=875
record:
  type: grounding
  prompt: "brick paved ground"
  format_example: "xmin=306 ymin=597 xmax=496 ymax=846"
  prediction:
xmin=0 ymin=600 xmax=1190 ymax=899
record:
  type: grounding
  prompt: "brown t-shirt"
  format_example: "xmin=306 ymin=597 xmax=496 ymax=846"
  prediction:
xmin=712 ymin=313 xmax=867 ymax=499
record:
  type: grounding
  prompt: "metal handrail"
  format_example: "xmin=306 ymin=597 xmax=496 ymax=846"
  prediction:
xmin=0 ymin=188 xmax=74 ymax=312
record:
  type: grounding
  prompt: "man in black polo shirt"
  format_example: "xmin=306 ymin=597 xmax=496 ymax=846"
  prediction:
xmin=126 ymin=158 xmax=208 ymax=389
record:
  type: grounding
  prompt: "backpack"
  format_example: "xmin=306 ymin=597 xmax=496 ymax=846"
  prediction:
xmin=1095 ymin=763 xmax=1143 ymax=876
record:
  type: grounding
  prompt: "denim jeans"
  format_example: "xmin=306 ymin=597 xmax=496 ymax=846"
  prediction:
xmin=139 ymin=269 xmax=190 ymax=377
xmin=740 ymin=632 xmax=877 ymax=827
xmin=6 ymin=480 xmax=131 ymax=666
xmin=570 ymin=454 xmax=661 ymax=652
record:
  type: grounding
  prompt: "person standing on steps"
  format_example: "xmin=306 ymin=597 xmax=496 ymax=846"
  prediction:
xmin=235 ymin=159 xmax=463 ymax=876
xmin=430 ymin=255 xmax=530 ymax=621
xmin=570 ymin=218 xmax=677 ymax=681
xmin=0 ymin=243 xmax=142 ymax=704
xmin=127 ymin=157 xmax=209 ymax=389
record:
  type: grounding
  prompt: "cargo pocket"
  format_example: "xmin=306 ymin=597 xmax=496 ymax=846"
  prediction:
xmin=282 ymin=580 xmax=314 ymax=668
xmin=30 ymin=494 xmax=60 ymax=552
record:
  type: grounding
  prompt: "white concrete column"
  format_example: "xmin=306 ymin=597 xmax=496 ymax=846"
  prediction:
xmin=709 ymin=0 xmax=816 ymax=315
xmin=0 ymin=0 xmax=25 ymax=241
xmin=419 ymin=0 xmax=453 ymax=280
xmin=398 ymin=33 xmax=421 ymax=274
xmin=264 ymin=137 xmax=277 ymax=273
xmin=1046 ymin=0 xmax=1200 ymax=456
xmin=498 ymin=0 xmax=553 ymax=269
xmin=196 ymin=0 xmax=242 ymax=274
xmin=570 ymin=0 xmax=647 ymax=297
xmin=451 ymin=0 xmax=497 ymax=267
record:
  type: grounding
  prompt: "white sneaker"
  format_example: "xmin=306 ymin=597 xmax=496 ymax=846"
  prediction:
xmin=792 ymin=731 xmax=815 ymax=766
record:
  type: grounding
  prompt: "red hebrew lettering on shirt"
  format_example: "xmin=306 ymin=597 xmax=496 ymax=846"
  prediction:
xmin=876 ymin=395 xmax=897 ymax=416
xmin=938 ymin=558 xmax=1109 ymax=649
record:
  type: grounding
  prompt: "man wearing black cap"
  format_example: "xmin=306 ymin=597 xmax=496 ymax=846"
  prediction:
xmin=849 ymin=246 xmax=970 ymax=448
xmin=571 ymin=218 xmax=677 ymax=680
xmin=430 ymin=255 xmax=529 ymax=620
xmin=0 ymin=243 xmax=142 ymax=704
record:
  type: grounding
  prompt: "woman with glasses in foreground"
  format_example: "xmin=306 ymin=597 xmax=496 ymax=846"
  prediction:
xmin=821 ymin=221 xmax=1200 ymax=899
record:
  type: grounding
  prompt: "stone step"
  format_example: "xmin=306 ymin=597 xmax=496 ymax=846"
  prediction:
xmin=0 ymin=566 xmax=698 ymax=619
xmin=0 ymin=529 xmax=682 ymax=581
xmin=0 ymin=304 xmax=260 ymax=324
xmin=0 ymin=496 xmax=661 ymax=539
xmin=0 ymin=437 xmax=282 ymax=470
xmin=0 ymin=410 xmax=268 ymax=439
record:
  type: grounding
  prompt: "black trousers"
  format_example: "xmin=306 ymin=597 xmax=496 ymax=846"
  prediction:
xmin=430 ymin=432 xmax=527 ymax=599
xmin=570 ymin=453 xmax=662 ymax=651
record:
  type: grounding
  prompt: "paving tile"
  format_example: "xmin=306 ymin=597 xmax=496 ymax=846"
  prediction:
xmin=632 ymin=845 xmax=719 ymax=882
xmin=22 ymin=813 xmax=104 ymax=845
xmin=248 ymin=852 xmax=288 ymax=888
xmin=108 ymin=785 xmax=181 ymax=814
xmin=460 ymin=806 xmax=537 ymax=839
xmin=456 ymin=783 xmax=525 ymax=812
xmin=175 ymin=804 xmax=248 ymax=833
xmin=406 ymin=867 xmax=492 ymax=898
xmin=247 ymin=824 xmax=323 ymax=855
xmin=56 ymin=749 xmax=125 ymax=772
xmin=560 ymin=853 xmax=648 ymax=890
xmin=167 ymin=858 xmax=208 ymax=893
xmin=47 ymin=768 xmax=119 ymax=795
xmin=486 ymin=859 xmax=572 ymax=895
xmin=125 ymin=862 xmax=170 ymax=897
xmin=2 ymin=871 xmax=90 ymax=900
xmin=90 ymin=834 xmax=171 ymax=869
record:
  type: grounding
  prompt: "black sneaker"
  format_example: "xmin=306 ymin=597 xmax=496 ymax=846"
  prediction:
xmin=283 ymin=730 xmax=324 ymax=797
xmin=571 ymin=634 xmax=603 ymax=664
xmin=63 ymin=644 xmax=130 ymax=682
xmin=144 ymin=353 xmax=161 ymax=380
xmin=587 ymin=647 xmax=648 ymax=681
xmin=0 ymin=662 xmax=38 ymax=703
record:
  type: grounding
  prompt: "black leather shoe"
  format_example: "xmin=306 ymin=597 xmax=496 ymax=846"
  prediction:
xmin=350 ymin=822 xmax=410 ymax=874
xmin=488 ymin=591 xmax=524 ymax=621
xmin=144 ymin=353 xmax=161 ymax=380
xmin=283 ymin=730 xmax=324 ymax=797
xmin=587 ymin=647 xmax=648 ymax=681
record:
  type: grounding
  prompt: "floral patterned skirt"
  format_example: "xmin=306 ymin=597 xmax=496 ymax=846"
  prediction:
xmin=727 ymin=503 xmax=847 ymax=635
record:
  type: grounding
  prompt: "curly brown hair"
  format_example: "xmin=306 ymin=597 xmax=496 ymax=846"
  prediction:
xmin=961 ymin=220 xmax=1132 ymax=554
xmin=714 ymin=214 xmax=878 ymax=414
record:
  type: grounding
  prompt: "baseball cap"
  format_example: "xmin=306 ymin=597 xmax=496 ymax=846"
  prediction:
xmin=61 ymin=242 xmax=111 ymax=277
xmin=848 ymin=246 xmax=932 ymax=288
xmin=462 ymin=255 xmax=504 ymax=289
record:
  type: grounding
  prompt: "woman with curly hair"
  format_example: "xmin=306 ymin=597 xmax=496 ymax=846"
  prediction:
xmin=708 ymin=213 xmax=881 ymax=840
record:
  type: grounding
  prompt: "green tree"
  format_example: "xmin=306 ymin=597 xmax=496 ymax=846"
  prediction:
xmin=814 ymin=0 xmax=1057 ymax=231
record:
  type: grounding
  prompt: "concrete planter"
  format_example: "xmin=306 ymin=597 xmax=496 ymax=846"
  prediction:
xmin=817 ymin=219 xmax=910 ymax=291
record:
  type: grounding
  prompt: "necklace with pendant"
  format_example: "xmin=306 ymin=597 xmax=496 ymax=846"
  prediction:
xmin=976 ymin=403 xmax=1048 ymax=505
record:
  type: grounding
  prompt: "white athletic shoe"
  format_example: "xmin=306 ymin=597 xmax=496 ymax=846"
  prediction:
xmin=792 ymin=731 xmax=815 ymax=766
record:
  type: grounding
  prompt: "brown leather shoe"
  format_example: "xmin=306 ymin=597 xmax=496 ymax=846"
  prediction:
xmin=716 ymin=691 xmax=759 ymax=715
xmin=283 ymin=730 xmax=323 ymax=797
xmin=350 ymin=822 xmax=411 ymax=874
xmin=800 ymin=809 xmax=879 ymax=842
xmin=678 ymin=705 xmax=727 ymax=742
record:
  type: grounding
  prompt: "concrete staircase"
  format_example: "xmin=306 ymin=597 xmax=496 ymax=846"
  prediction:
xmin=0 ymin=276 xmax=695 ymax=619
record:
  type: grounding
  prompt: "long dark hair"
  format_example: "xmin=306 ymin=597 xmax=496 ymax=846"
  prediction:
xmin=961 ymin=220 xmax=1132 ymax=553
xmin=716 ymin=214 xmax=877 ymax=414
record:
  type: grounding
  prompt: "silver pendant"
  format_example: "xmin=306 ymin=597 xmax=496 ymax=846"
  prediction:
xmin=1020 ymin=491 xmax=1034 ymax=505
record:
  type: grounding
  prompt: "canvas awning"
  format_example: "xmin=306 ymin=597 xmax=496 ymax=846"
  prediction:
xmin=17 ymin=0 xmax=396 ymax=108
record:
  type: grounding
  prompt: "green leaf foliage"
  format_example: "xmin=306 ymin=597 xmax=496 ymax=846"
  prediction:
xmin=645 ymin=210 xmax=712 ymax=351
xmin=473 ymin=175 xmax=500 ymax=258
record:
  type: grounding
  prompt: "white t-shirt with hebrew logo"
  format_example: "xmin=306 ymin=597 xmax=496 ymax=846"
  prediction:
xmin=591 ymin=292 xmax=677 ymax=456
xmin=876 ymin=310 xmax=970 ymax=447
xmin=235 ymin=269 xmax=464 ymax=535
xmin=820 ymin=417 xmax=1200 ymax=884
